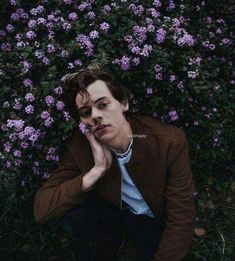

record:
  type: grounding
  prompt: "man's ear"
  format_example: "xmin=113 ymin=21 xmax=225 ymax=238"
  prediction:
xmin=121 ymin=99 xmax=129 ymax=112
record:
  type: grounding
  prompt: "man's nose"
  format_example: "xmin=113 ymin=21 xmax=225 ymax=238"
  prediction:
xmin=91 ymin=107 xmax=102 ymax=123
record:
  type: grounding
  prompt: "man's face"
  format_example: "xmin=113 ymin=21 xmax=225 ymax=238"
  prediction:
xmin=75 ymin=79 xmax=129 ymax=144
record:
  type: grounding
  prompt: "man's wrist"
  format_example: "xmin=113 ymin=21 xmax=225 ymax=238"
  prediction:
xmin=81 ymin=166 xmax=105 ymax=192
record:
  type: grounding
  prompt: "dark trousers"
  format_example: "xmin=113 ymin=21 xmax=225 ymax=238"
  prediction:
xmin=59 ymin=194 xmax=165 ymax=261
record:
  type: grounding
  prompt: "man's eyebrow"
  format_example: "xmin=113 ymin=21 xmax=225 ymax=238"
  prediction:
xmin=78 ymin=96 xmax=108 ymax=112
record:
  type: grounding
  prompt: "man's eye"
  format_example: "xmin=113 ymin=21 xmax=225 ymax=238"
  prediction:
xmin=99 ymin=103 xmax=108 ymax=108
xmin=79 ymin=110 xmax=90 ymax=116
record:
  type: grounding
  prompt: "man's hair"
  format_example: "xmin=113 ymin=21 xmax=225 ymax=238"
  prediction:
xmin=61 ymin=64 xmax=129 ymax=123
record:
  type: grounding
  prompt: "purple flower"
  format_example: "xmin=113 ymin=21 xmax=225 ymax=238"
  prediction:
xmin=47 ymin=44 xmax=56 ymax=53
xmin=13 ymin=150 xmax=22 ymax=157
xmin=102 ymin=5 xmax=111 ymax=15
xmin=132 ymin=57 xmax=140 ymax=66
xmin=100 ymin=22 xmax=110 ymax=32
xmin=89 ymin=30 xmax=99 ymax=39
xmin=10 ymin=0 xmax=17 ymax=5
xmin=63 ymin=111 xmax=71 ymax=121
xmin=3 ymin=101 xmax=10 ymax=108
xmin=28 ymin=20 xmax=37 ymax=29
xmin=69 ymin=12 xmax=78 ymax=20
xmin=64 ymin=0 xmax=72 ymax=4
xmin=124 ymin=35 xmax=133 ymax=43
xmin=44 ymin=116 xmax=54 ymax=127
xmin=146 ymin=88 xmax=153 ymax=94
xmin=170 ymin=75 xmax=176 ymax=82
xmin=22 ymin=61 xmax=32 ymax=73
xmin=63 ymin=23 xmax=72 ymax=31
xmin=222 ymin=38 xmax=230 ymax=45
xmin=153 ymin=0 xmax=161 ymax=7
xmin=120 ymin=56 xmax=131 ymax=70
xmin=54 ymin=86 xmax=63 ymax=95
xmin=45 ymin=95 xmax=54 ymax=106
xmin=74 ymin=59 xmax=82 ymax=66
xmin=26 ymin=30 xmax=37 ymax=39
xmin=141 ymin=44 xmax=153 ymax=57
xmin=154 ymin=64 xmax=162 ymax=72
xmin=35 ymin=50 xmax=44 ymax=59
xmin=23 ymin=78 xmax=33 ymax=87
xmin=21 ymin=141 xmax=28 ymax=149
xmin=177 ymin=34 xmax=194 ymax=47
xmin=131 ymin=46 xmax=141 ymax=54
xmin=41 ymin=111 xmax=50 ymax=119
xmin=13 ymin=98 xmax=22 ymax=110
xmin=25 ymin=93 xmax=35 ymax=102
xmin=1 ymin=43 xmax=11 ymax=51
xmin=169 ymin=110 xmax=179 ymax=121
xmin=177 ymin=81 xmax=184 ymax=93
xmin=7 ymin=119 xmax=25 ymax=132
xmin=6 ymin=24 xmax=15 ymax=33
xmin=60 ymin=50 xmax=69 ymax=57
xmin=25 ymin=105 xmax=34 ymax=114
xmin=56 ymin=101 xmax=65 ymax=110
xmin=188 ymin=70 xmax=199 ymax=79
xmin=42 ymin=57 xmax=50 ymax=65
xmin=79 ymin=122 xmax=89 ymax=134
xmin=0 ymin=69 xmax=5 ymax=76
xmin=37 ymin=17 xmax=46 ymax=25
xmin=87 ymin=11 xmax=96 ymax=20
xmin=156 ymin=28 xmax=166 ymax=44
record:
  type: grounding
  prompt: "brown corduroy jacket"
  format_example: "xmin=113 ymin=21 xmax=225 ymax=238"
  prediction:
xmin=34 ymin=113 xmax=196 ymax=261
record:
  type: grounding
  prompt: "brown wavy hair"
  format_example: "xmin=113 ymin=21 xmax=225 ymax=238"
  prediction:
xmin=61 ymin=64 xmax=129 ymax=123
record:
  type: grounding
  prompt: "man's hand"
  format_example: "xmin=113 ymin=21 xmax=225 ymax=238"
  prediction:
xmin=81 ymin=131 xmax=113 ymax=192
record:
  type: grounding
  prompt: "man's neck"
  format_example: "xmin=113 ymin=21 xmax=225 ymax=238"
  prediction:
xmin=108 ymin=120 xmax=133 ymax=154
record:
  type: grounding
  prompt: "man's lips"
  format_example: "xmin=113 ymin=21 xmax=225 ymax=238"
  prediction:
xmin=94 ymin=124 xmax=110 ymax=133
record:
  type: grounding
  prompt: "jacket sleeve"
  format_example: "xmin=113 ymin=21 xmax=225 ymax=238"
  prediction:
xmin=153 ymin=128 xmax=196 ymax=261
xmin=33 ymin=136 xmax=89 ymax=224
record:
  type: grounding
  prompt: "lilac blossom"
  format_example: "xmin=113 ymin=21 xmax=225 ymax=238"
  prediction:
xmin=28 ymin=20 xmax=37 ymax=29
xmin=156 ymin=28 xmax=166 ymax=43
xmin=37 ymin=17 xmax=46 ymax=25
xmin=3 ymin=101 xmax=10 ymax=108
xmin=100 ymin=22 xmax=110 ymax=32
xmin=22 ymin=61 xmax=32 ymax=73
xmin=21 ymin=141 xmax=28 ymax=149
xmin=177 ymin=33 xmax=194 ymax=47
xmin=56 ymin=101 xmax=65 ymax=110
xmin=62 ymin=23 xmax=72 ymax=31
xmin=13 ymin=150 xmax=22 ymax=158
xmin=87 ymin=11 xmax=96 ymax=20
xmin=13 ymin=98 xmax=23 ymax=110
xmin=141 ymin=44 xmax=153 ymax=57
xmin=120 ymin=56 xmax=131 ymax=70
xmin=7 ymin=119 xmax=25 ymax=132
xmin=42 ymin=57 xmax=50 ymax=65
xmin=54 ymin=86 xmax=63 ymax=95
xmin=23 ymin=78 xmax=33 ymax=87
xmin=74 ymin=59 xmax=82 ymax=66
xmin=132 ymin=57 xmax=140 ymax=66
xmin=26 ymin=30 xmax=37 ymax=39
xmin=89 ymin=30 xmax=99 ymax=39
xmin=169 ymin=110 xmax=179 ymax=121
xmin=102 ymin=5 xmax=111 ymax=15
xmin=41 ymin=111 xmax=50 ymax=119
xmin=1 ymin=43 xmax=11 ymax=51
xmin=69 ymin=12 xmax=78 ymax=20
xmin=6 ymin=24 xmax=15 ymax=33
xmin=45 ymin=95 xmax=54 ymax=106
xmin=47 ymin=44 xmax=56 ymax=53
xmin=25 ymin=105 xmax=34 ymax=114
xmin=44 ymin=116 xmax=54 ymax=127
xmin=177 ymin=81 xmax=184 ymax=93
xmin=170 ymin=75 xmax=176 ymax=82
xmin=25 ymin=93 xmax=35 ymax=102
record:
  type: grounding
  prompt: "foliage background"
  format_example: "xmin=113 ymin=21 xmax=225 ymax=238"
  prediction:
xmin=0 ymin=0 xmax=234 ymax=260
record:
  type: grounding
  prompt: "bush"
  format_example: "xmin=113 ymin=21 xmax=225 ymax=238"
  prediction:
xmin=0 ymin=0 xmax=234 ymax=260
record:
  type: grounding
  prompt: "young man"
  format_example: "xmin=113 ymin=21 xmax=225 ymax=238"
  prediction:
xmin=34 ymin=65 xmax=196 ymax=261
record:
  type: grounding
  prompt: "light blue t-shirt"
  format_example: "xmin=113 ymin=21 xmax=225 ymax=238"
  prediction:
xmin=110 ymin=139 xmax=155 ymax=219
